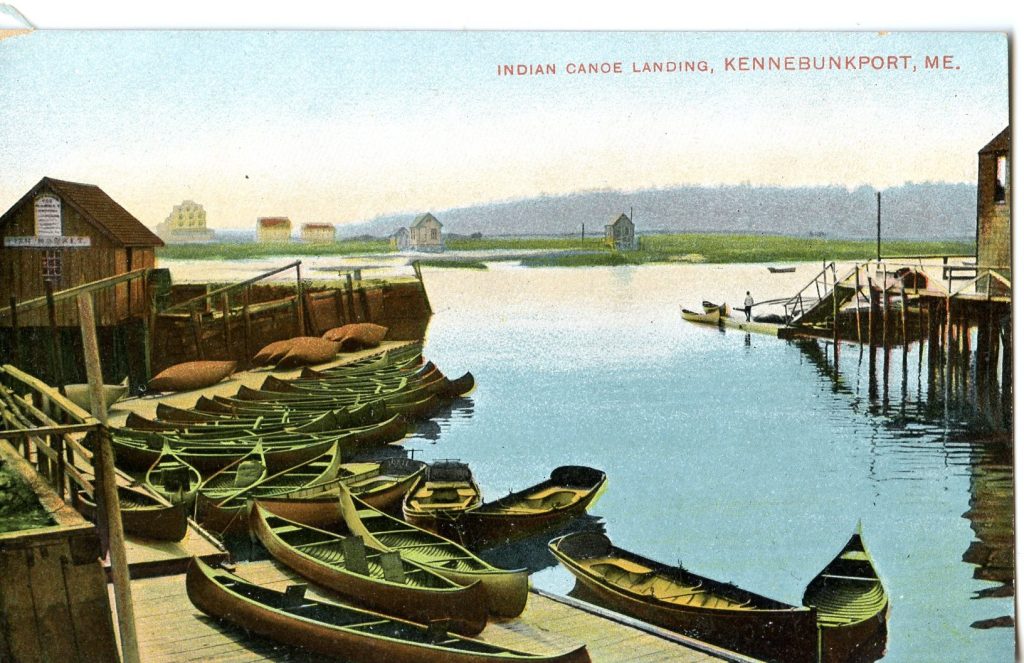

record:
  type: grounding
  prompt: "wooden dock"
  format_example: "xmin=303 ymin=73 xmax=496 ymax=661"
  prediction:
xmin=107 ymin=340 xmax=421 ymax=425
xmin=127 ymin=559 xmax=757 ymax=662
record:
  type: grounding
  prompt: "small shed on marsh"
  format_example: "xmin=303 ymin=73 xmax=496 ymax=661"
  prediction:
xmin=410 ymin=213 xmax=444 ymax=251
xmin=604 ymin=213 xmax=636 ymax=250
xmin=390 ymin=227 xmax=411 ymax=251
xmin=0 ymin=176 xmax=162 ymax=326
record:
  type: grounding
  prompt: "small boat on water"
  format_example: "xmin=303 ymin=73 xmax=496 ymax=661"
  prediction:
xmin=250 ymin=504 xmax=489 ymax=636
xmin=679 ymin=306 xmax=720 ymax=325
xmin=186 ymin=558 xmax=590 ymax=663
xmin=78 ymin=484 xmax=189 ymax=542
xmin=403 ymin=460 xmax=482 ymax=540
xmin=549 ymin=531 xmax=819 ymax=663
xmin=450 ymin=466 xmax=607 ymax=549
xmin=340 ymin=486 xmax=529 ymax=618
xmin=802 ymin=530 xmax=889 ymax=663
xmin=702 ymin=300 xmax=732 ymax=318
xmin=768 ymin=266 xmax=797 ymax=273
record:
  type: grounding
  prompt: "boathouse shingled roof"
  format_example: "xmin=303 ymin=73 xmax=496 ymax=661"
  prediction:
xmin=412 ymin=213 xmax=442 ymax=228
xmin=0 ymin=176 xmax=164 ymax=247
xmin=979 ymin=126 xmax=1009 ymax=155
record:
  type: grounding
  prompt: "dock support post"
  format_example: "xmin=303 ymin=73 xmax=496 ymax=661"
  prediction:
xmin=77 ymin=293 xmax=141 ymax=663
xmin=944 ymin=296 xmax=953 ymax=400
xmin=242 ymin=286 xmax=252 ymax=363
xmin=345 ymin=273 xmax=356 ymax=322
xmin=1000 ymin=316 xmax=1012 ymax=428
xmin=189 ymin=303 xmax=205 ymax=360
xmin=867 ymin=279 xmax=877 ymax=347
xmin=221 ymin=293 xmax=232 ymax=356
xmin=899 ymin=286 xmax=908 ymax=348
xmin=8 ymin=296 xmax=20 ymax=367
xmin=881 ymin=286 xmax=889 ymax=348
xmin=295 ymin=263 xmax=305 ymax=336
xmin=44 ymin=281 xmax=66 ymax=395
xmin=854 ymin=267 xmax=862 ymax=344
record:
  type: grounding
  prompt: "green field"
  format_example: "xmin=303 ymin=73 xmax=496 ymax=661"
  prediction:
xmin=157 ymin=239 xmax=390 ymax=260
xmin=157 ymin=234 xmax=974 ymax=267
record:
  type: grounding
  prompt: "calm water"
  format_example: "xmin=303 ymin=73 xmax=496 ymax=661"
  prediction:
xmin=398 ymin=262 xmax=1014 ymax=662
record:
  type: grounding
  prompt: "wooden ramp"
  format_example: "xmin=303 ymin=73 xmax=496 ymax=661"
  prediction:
xmin=128 ymin=559 xmax=753 ymax=662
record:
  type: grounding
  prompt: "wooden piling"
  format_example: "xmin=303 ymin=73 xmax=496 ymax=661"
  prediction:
xmin=44 ymin=281 xmax=66 ymax=395
xmin=241 ymin=286 xmax=251 ymax=359
xmin=944 ymin=296 xmax=953 ymax=398
xmin=221 ymin=293 xmax=232 ymax=355
xmin=77 ymin=293 xmax=141 ymax=663
xmin=854 ymin=267 xmax=862 ymax=343
xmin=295 ymin=263 xmax=305 ymax=336
xmin=8 ymin=296 xmax=20 ymax=367
xmin=189 ymin=303 xmax=205 ymax=360
xmin=334 ymin=288 xmax=345 ymax=326
xmin=881 ymin=286 xmax=889 ymax=347
xmin=867 ymin=279 xmax=877 ymax=347
xmin=899 ymin=286 xmax=908 ymax=347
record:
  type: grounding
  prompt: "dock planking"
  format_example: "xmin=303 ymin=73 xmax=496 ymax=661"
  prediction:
xmin=127 ymin=559 xmax=745 ymax=662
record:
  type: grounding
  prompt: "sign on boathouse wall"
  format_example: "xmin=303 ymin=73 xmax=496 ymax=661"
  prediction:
xmin=2 ymin=194 xmax=91 ymax=247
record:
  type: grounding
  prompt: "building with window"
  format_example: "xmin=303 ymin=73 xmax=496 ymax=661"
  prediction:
xmin=604 ymin=213 xmax=636 ymax=250
xmin=301 ymin=223 xmax=336 ymax=243
xmin=156 ymin=199 xmax=215 ymax=243
xmin=976 ymin=126 xmax=1010 ymax=284
xmin=0 ymin=176 xmax=163 ymax=326
xmin=409 ymin=213 xmax=444 ymax=252
xmin=257 ymin=216 xmax=292 ymax=242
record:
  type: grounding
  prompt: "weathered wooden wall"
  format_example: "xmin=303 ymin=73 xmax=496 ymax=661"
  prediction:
xmin=150 ymin=279 xmax=431 ymax=373
xmin=0 ymin=200 xmax=155 ymax=327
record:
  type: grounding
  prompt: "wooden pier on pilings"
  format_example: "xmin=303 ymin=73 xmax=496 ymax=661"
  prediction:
xmin=778 ymin=258 xmax=1011 ymax=431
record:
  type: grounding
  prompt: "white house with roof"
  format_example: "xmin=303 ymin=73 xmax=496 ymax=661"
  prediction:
xmin=409 ymin=213 xmax=444 ymax=252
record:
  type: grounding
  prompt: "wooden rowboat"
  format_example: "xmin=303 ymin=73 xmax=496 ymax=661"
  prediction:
xmin=403 ymin=460 xmax=482 ymax=541
xmin=802 ymin=530 xmax=889 ymax=663
xmin=340 ymin=486 xmax=529 ymax=618
xmin=78 ymin=484 xmax=188 ymax=542
xmin=448 ymin=466 xmax=607 ymax=549
xmin=251 ymin=505 xmax=489 ymax=636
xmin=549 ymin=531 xmax=818 ymax=663
xmin=768 ymin=266 xmax=797 ymax=273
xmin=679 ymin=307 xmax=720 ymax=325
xmin=186 ymin=558 xmax=589 ymax=663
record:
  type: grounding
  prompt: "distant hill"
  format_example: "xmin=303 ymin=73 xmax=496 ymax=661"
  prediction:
xmin=345 ymin=182 xmax=976 ymax=240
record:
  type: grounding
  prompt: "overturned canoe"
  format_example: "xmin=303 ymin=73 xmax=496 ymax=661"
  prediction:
xmin=802 ymin=530 xmax=889 ymax=663
xmin=186 ymin=558 xmax=589 ymax=663
xmin=549 ymin=531 xmax=818 ymax=663
xmin=251 ymin=505 xmax=488 ymax=636
xmin=340 ymin=486 xmax=529 ymax=618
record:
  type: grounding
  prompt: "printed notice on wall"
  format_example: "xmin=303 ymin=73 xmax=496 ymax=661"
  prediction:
xmin=34 ymin=195 xmax=61 ymax=237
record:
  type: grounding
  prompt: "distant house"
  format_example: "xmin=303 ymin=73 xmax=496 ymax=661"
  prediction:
xmin=976 ymin=126 xmax=1010 ymax=292
xmin=604 ymin=213 xmax=636 ymax=250
xmin=390 ymin=227 xmax=411 ymax=251
xmin=410 ymin=213 xmax=444 ymax=252
xmin=157 ymin=200 xmax=215 ymax=243
xmin=301 ymin=223 xmax=335 ymax=243
xmin=257 ymin=217 xmax=291 ymax=242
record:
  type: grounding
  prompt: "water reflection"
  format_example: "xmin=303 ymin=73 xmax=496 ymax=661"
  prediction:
xmin=479 ymin=515 xmax=606 ymax=575
xmin=791 ymin=337 xmax=1014 ymax=629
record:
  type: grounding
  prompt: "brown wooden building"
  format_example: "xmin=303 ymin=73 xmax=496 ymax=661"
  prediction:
xmin=0 ymin=177 xmax=163 ymax=327
xmin=976 ymin=126 xmax=1011 ymax=281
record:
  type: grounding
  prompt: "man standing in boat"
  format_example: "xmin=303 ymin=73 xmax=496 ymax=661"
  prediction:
xmin=744 ymin=291 xmax=754 ymax=321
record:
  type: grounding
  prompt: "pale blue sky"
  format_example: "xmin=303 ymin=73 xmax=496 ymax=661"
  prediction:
xmin=0 ymin=30 xmax=1008 ymax=229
